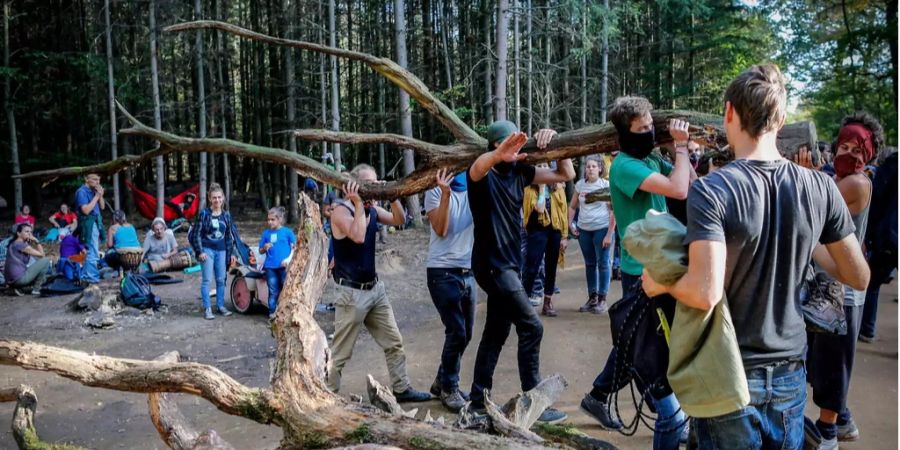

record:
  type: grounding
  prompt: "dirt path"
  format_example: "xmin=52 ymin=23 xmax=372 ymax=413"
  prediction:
xmin=0 ymin=226 xmax=895 ymax=449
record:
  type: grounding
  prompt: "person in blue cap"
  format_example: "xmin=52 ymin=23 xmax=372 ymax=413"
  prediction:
xmin=466 ymin=120 xmax=574 ymax=424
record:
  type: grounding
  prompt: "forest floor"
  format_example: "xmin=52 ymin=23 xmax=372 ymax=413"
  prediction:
xmin=0 ymin=222 xmax=896 ymax=449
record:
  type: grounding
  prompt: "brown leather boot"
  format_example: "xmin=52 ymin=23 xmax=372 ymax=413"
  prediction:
xmin=542 ymin=295 xmax=558 ymax=317
xmin=591 ymin=294 xmax=609 ymax=314
xmin=579 ymin=293 xmax=599 ymax=312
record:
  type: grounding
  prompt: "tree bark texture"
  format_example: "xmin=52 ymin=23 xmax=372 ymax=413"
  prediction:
xmin=149 ymin=0 xmax=166 ymax=218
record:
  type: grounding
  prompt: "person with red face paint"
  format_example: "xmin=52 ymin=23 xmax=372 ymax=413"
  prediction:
xmin=803 ymin=112 xmax=881 ymax=449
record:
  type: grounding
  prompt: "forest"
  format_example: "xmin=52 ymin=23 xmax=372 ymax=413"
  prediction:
xmin=1 ymin=0 xmax=896 ymax=220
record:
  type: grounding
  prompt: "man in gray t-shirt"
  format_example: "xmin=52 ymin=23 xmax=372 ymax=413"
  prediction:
xmin=424 ymin=169 xmax=476 ymax=412
xmin=642 ymin=64 xmax=869 ymax=449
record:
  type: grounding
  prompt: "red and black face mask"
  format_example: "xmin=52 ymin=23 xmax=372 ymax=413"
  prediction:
xmin=833 ymin=123 xmax=874 ymax=179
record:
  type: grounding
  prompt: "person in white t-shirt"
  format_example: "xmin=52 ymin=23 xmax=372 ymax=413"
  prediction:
xmin=568 ymin=156 xmax=617 ymax=313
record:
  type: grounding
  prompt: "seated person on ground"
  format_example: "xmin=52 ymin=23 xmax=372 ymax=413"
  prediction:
xmin=4 ymin=223 xmax=51 ymax=295
xmin=143 ymin=217 xmax=179 ymax=262
xmin=104 ymin=210 xmax=142 ymax=270
xmin=49 ymin=203 xmax=78 ymax=239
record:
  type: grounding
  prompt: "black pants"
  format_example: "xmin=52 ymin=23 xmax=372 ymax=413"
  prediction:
xmin=807 ymin=305 xmax=862 ymax=413
xmin=523 ymin=228 xmax=561 ymax=298
xmin=427 ymin=268 xmax=477 ymax=391
xmin=860 ymin=249 xmax=897 ymax=339
xmin=470 ymin=268 xmax=544 ymax=405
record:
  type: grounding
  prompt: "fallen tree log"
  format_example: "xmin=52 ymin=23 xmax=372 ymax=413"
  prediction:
xmin=0 ymin=195 xmax=565 ymax=449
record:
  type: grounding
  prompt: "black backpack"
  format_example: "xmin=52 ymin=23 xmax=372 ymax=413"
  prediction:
xmin=119 ymin=273 xmax=162 ymax=310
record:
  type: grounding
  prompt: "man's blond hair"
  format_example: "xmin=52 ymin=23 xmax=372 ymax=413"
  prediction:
xmin=724 ymin=64 xmax=787 ymax=139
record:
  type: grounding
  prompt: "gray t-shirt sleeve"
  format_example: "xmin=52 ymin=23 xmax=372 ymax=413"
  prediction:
xmin=819 ymin=176 xmax=856 ymax=244
xmin=424 ymin=187 xmax=441 ymax=213
xmin=684 ymin=179 xmax=727 ymax=244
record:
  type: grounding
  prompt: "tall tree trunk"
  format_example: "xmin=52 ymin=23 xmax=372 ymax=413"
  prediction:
xmin=150 ymin=0 xmax=165 ymax=218
xmin=195 ymin=0 xmax=208 ymax=210
xmin=4 ymin=1 xmax=20 ymax=212
xmin=217 ymin=0 xmax=232 ymax=208
xmin=888 ymin=0 xmax=898 ymax=107
xmin=329 ymin=0 xmax=341 ymax=172
xmin=104 ymin=0 xmax=120 ymax=210
xmin=494 ymin=0 xmax=509 ymax=121
xmin=513 ymin=0 xmax=521 ymax=126
xmin=482 ymin=0 xmax=494 ymax=124
xmin=285 ymin=0 xmax=299 ymax=223
xmin=543 ymin=6 xmax=551 ymax=129
xmin=688 ymin=7 xmax=694 ymax=110
xmin=377 ymin=76 xmax=386 ymax=178
xmin=600 ymin=0 xmax=608 ymax=122
xmin=526 ymin=0 xmax=533 ymax=133
xmin=318 ymin=0 xmax=329 ymax=174
xmin=394 ymin=0 xmax=422 ymax=227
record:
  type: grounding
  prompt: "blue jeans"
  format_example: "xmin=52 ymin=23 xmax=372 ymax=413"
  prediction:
xmin=265 ymin=267 xmax=287 ymax=314
xmin=860 ymin=249 xmax=897 ymax=338
xmin=201 ymin=247 xmax=227 ymax=310
xmin=427 ymin=268 xmax=477 ymax=391
xmin=470 ymin=268 xmax=544 ymax=405
xmin=83 ymin=224 xmax=100 ymax=283
xmin=694 ymin=363 xmax=806 ymax=450
xmin=577 ymin=227 xmax=613 ymax=296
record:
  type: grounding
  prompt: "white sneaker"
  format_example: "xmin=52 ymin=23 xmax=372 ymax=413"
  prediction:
xmin=529 ymin=295 xmax=542 ymax=307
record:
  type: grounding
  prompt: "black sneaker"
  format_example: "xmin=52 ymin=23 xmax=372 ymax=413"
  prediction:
xmin=537 ymin=407 xmax=568 ymax=425
xmin=441 ymin=389 xmax=467 ymax=412
xmin=430 ymin=377 xmax=441 ymax=397
xmin=393 ymin=387 xmax=432 ymax=403
xmin=580 ymin=393 xmax=622 ymax=430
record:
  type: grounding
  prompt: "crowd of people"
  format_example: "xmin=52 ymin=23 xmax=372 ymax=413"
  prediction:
xmin=316 ymin=63 xmax=895 ymax=449
xmin=1 ymin=62 xmax=896 ymax=449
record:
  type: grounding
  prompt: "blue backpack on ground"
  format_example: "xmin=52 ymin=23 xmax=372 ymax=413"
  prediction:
xmin=119 ymin=273 xmax=162 ymax=310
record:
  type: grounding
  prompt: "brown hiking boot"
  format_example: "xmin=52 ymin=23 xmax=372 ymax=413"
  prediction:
xmin=542 ymin=295 xmax=558 ymax=317
xmin=579 ymin=293 xmax=599 ymax=312
xmin=593 ymin=294 xmax=609 ymax=314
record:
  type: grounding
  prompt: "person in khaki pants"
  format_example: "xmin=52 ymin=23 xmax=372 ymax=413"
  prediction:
xmin=327 ymin=164 xmax=430 ymax=403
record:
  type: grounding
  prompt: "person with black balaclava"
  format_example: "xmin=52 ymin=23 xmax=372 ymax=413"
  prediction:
xmin=578 ymin=96 xmax=696 ymax=450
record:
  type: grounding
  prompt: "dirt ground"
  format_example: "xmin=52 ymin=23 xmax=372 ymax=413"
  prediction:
xmin=0 ymin=224 xmax=896 ymax=449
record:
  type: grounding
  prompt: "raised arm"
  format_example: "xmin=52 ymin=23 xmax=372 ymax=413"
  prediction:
xmin=331 ymin=182 xmax=368 ymax=244
xmin=427 ymin=169 xmax=454 ymax=238
xmin=468 ymin=132 xmax=528 ymax=182
xmin=375 ymin=200 xmax=406 ymax=227
xmin=637 ymin=120 xmax=693 ymax=200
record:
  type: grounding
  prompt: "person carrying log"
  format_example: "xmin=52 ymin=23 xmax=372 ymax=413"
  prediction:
xmin=424 ymin=167 xmax=475 ymax=412
xmin=580 ymin=95 xmax=695 ymax=450
xmin=465 ymin=120 xmax=574 ymax=424
xmin=327 ymin=163 xmax=431 ymax=403
xmin=641 ymin=64 xmax=869 ymax=450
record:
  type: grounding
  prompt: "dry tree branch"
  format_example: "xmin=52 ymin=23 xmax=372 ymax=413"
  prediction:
xmin=0 ymin=340 xmax=279 ymax=425
xmin=164 ymin=20 xmax=484 ymax=146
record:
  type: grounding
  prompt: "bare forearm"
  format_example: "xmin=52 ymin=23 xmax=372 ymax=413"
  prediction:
xmin=349 ymin=205 xmax=368 ymax=242
xmin=390 ymin=200 xmax=405 ymax=226
xmin=669 ymin=152 xmax=692 ymax=195
xmin=557 ymin=158 xmax=576 ymax=180
xmin=430 ymin=192 xmax=452 ymax=237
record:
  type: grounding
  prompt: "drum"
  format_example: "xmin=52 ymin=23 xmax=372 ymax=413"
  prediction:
xmin=149 ymin=251 xmax=192 ymax=273
xmin=118 ymin=248 xmax=144 ymax=272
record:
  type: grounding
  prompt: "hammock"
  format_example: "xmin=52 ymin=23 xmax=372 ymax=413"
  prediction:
xmin=125 ymin=181 xmax=201 ymax=222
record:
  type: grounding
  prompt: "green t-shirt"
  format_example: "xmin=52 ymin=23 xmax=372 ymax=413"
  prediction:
xmin=609 ymin=151 xmax=672 ymax=276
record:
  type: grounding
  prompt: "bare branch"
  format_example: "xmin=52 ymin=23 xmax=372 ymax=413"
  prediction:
xmin=164 ymin=21 xmax=483 ymax=145
xmin=293 ymin=129 xmax=466 ymax=159
xmin=0 ymin=340 xmax=279 ymax=425
xmin=148 ymin=352 xmax=235 ymax=450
